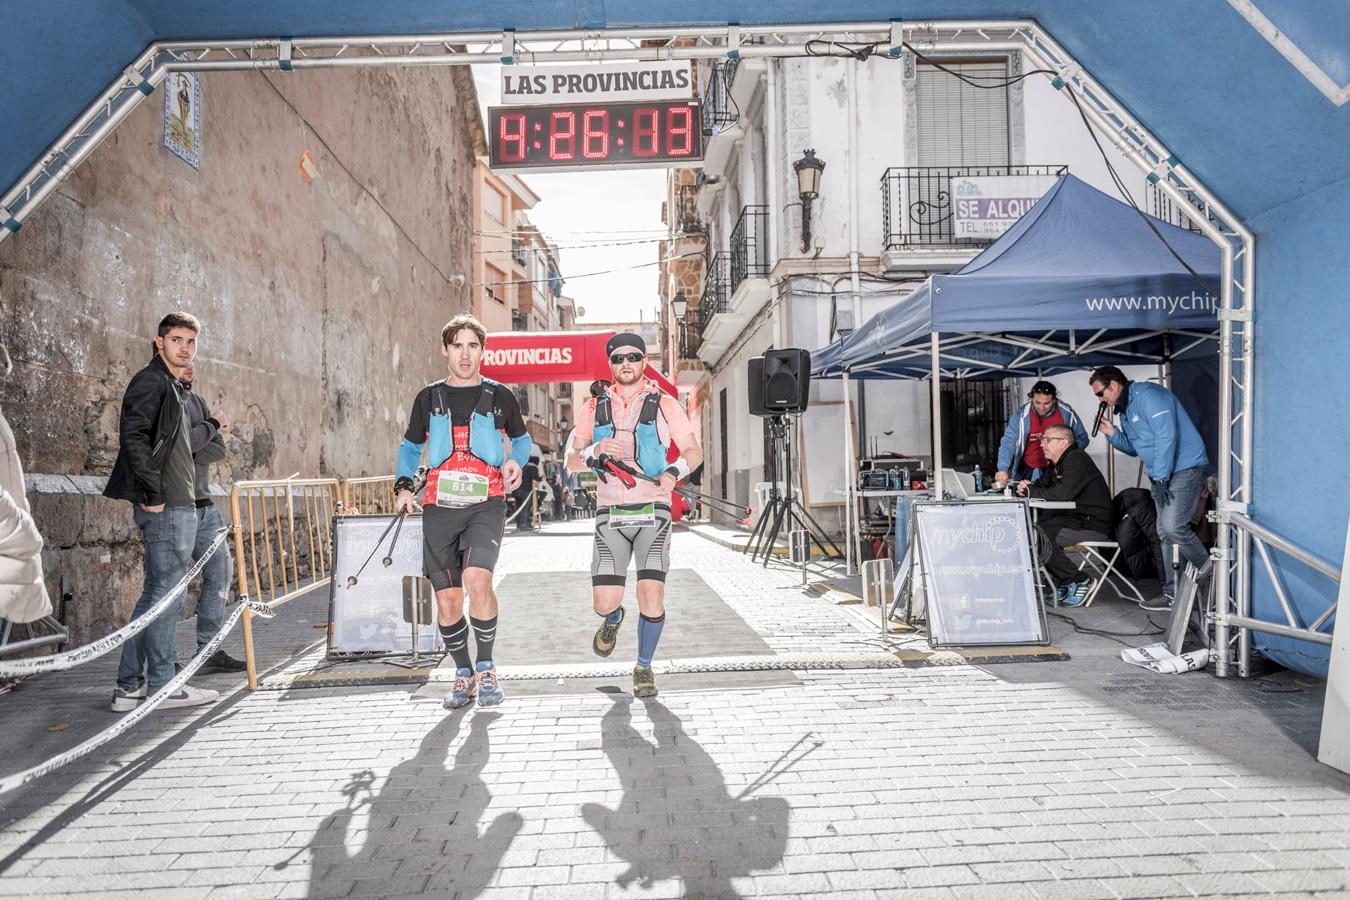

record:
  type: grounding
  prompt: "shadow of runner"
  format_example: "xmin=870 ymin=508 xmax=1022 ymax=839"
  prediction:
xmin=303 ymin=709 xmax=521 ymax=897
xmin=582 ymin=696 xmax=789 ymax=898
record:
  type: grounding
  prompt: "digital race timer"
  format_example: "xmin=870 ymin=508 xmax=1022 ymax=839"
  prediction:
xmin=487 ymin=100 xmax=704 ymax=171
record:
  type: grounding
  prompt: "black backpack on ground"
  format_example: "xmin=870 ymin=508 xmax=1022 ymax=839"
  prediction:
xmin=1112 ymin=487 xmax=1164 ymax=581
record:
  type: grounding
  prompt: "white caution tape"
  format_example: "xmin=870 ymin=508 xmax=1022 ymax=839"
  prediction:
xmin=243 ymin=596 xmax=276 ymax=620
xmin=0 ymin=527 xmax=231 ymax=677
xmin=0 ymin=598 xmax=246 ymax=796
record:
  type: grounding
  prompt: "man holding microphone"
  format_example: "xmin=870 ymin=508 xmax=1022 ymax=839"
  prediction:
xmin=1089 ymin=366 xmax=1209 ymax=610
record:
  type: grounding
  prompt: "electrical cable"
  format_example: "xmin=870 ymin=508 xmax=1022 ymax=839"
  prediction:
xmin=474 ymin=227 xmax=669 ymax=237
xmin=1046 ymin=610 xmax=1165 ymax=647
xmin=1061 ymin=85 xmax=1219 ymax=298
xmin=476 ymin=236 xmax=664 ymax=254
xmin=797 ymin=39 xmax=1219 ymax=304
xmin=481 ymin=250 xmax=703 ymax=288
xmin=802 ymin=39 xmax=1057 ymax=89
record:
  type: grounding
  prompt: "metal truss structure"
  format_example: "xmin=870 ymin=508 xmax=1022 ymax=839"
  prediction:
xmin=0 ymin=19 xmax=1331 ymax=676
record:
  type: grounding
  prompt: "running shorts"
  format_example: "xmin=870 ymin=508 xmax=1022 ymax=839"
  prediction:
xmin=422 ymin=498 xmax=506 ymax=590
xmin=591 ymin=502 xmax=672 ymax=586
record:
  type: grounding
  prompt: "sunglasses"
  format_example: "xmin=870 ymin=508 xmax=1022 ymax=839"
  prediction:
xmin=1093 ymin=389 xmax=1106 ymax=397
xmin=609 ymin=352 xmax=645 ymax=364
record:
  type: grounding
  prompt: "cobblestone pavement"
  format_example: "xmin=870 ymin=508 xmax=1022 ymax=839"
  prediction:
xmin=1 ymin=521 xmax=1348 ymax=899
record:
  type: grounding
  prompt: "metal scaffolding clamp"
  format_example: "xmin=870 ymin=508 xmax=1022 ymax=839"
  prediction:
xmin=1050 ymin=62 xmax=1080 ymax=91
xmin=726 ymin=24 xmax=741 ymax=60
xmin=123 ymin=64 xmax=154 ymax=96
xmin=501 ymin=30 xmax=515 ymax=65
xmin=1218 ymin=307 xmax=1253 ymax=322
xmin=0 ymin=205 xmax=19 ymax=233
xmin=888 ymin=20 xmax=904 ymax=57
xmin=278 ymin=38 xmax=293 ymax=71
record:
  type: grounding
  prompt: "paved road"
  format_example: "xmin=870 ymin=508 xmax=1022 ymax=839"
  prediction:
xmin=1 ymin=521 xmax=1347 ymax=898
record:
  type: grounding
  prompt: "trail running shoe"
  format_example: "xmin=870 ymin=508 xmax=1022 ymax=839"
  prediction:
xmin=443 ymin=667 xmax=477 ymax=709
xmin=633 ymin=664 xmax=658 ymax=699
xmin=592 ymin=607 xmax=625 ymax=657
xmin=1060 ymin=581 xmax=1091 ymax=608
xmin=476 ymin=662 xmax=504 ymax=707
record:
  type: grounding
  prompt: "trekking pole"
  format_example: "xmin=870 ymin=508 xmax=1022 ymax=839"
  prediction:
xmin=601 ymin=456 xmax=753 ymax=519
xmin=349 ymin=467 xmax=425 ymax=587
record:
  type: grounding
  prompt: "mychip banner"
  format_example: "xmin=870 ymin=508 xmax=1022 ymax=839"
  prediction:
xmin=914 ymin=500 xmax=1048 ymax=647
xmin=328 ymin=515 xmax=441 ymax=655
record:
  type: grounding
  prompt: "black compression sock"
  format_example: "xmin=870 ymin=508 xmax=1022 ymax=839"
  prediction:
xmin=439 ymin=618 xmax=472 ymax=671
xmin=470 ymin=615 xmax=498 ymax=666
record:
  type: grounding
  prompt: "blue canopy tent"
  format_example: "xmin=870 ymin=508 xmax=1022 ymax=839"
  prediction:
xmin=813 ymin=173 xmax=1222 ymax=565
xmin=817 ymin=174 xmax=1222 ymax=380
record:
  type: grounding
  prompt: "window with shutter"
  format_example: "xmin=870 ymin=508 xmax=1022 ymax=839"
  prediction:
xmin=914 ymin=60 xmax=1011 ymax=167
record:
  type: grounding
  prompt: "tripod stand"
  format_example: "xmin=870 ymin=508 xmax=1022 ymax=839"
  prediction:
xmin=744 ymin=415 xmax=841 ymax=567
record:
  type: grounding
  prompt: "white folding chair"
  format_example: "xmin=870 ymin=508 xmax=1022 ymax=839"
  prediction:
xmin=1066 ymin=540 xmax=1146 ymax=607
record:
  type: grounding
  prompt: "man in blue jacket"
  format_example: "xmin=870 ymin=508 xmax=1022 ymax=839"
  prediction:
xmin=995 ymin=380 xmax=1089 ymax=485
xmin=1090 ymin=365 xmax=1209 ymax=609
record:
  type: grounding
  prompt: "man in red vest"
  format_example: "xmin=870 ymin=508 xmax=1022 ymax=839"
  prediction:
xmin=995 ymin=380 xmax=1090 ymax=485
xmin=394 ymin=315 xmax=530 ymax=710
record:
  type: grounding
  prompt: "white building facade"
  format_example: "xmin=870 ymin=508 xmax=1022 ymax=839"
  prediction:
xmin=671 ymin=48 xmax=1172 ymax=531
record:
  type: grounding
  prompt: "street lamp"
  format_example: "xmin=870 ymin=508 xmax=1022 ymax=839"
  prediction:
xmin=793 ymin=149 xmax=825 ymax=253
xmin=671 ymin=291 xmax=688 ymax=320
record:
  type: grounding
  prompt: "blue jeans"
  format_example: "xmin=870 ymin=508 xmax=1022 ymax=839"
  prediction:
xmin=193 ymin=504 xmax=232 ymax=650
xmin=117 ymin=505 xmax=197 ymax=693
xmin=1155 ymin=466 xmax=1209 ymax=596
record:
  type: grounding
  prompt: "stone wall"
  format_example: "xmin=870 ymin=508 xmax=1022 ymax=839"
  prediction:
xmin=0 ymin=65 xmax=484 ymax=645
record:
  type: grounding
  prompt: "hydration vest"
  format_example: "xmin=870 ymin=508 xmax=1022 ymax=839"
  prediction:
xmin=427 ymin=378 xmax=507 ymax=469
xmin=592 ymin=389 xmax=670 ymax=479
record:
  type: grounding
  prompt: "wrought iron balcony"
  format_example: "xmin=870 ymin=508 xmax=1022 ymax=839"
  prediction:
xmin=677 ymin=308 xmax=703 ymax=359
xmin=729 ymin=205 xmax=769 ymax=295
xmin=701 ymin=60 xmax=739 ymax=135
xmin=698 ymin=252 xmax=730 ymax=338
xmin=880 ymin=165 xmax=1067 ymax=251
xmin=511 ymin=236 xmax=528 ymax=267
xmin=673 ymin=183 xmax=704 ymax=235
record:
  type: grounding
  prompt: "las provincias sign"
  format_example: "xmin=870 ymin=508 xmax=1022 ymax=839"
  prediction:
xmin=500 ymin=61 xmax=694 ymax=106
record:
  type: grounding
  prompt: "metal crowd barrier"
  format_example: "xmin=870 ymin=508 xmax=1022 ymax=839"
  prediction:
xmin=341 ymin=475 xmax=397 ymax=515
xmin=231 ymin=477 xmax=341 ymax=690
xmin=1223 ymin=514 xmax=1340 ymax=671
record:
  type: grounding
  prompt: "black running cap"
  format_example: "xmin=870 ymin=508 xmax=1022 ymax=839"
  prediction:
xmin=605 ymin=332 xmax=646 ymax=357
xmin=1028 ymin=380 xmax=1057 ymax=398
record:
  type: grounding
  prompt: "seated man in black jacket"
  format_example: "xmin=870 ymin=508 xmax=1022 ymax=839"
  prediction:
xmin=1016 ymin=424 xmax=1113 ymax=606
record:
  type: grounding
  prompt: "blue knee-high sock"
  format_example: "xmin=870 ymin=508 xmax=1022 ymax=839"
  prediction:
xmin=636 ymin=612 xmax=665 ymax=666
xmin=602 ymin=607 xmax=623 ymax=624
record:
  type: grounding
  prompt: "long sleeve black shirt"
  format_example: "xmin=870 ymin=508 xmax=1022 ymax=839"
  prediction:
xmin=1027 ymin=445 xmax=1113 ymax=534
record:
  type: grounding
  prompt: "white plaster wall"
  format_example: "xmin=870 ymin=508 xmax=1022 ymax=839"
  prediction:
xmin=1023 ymin=74 xmax=1148 ymax=205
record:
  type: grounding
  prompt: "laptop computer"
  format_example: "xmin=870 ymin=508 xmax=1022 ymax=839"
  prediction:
xmin=941 ymin=468 xmax=974 ymax=500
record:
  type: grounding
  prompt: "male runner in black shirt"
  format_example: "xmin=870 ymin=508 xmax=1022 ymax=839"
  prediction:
xmin=395 ymin=315 xmax=530 ymax=708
